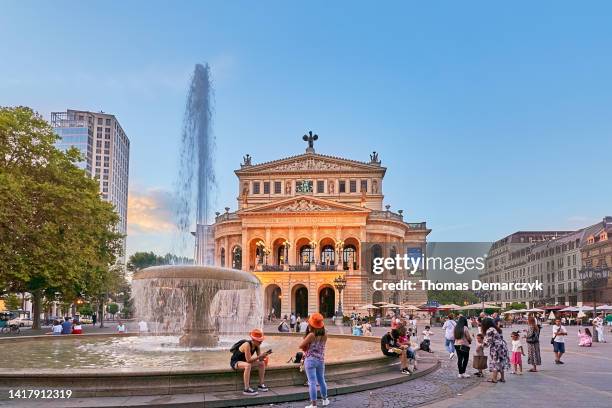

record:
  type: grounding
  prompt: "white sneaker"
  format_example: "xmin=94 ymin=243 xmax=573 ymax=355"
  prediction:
xmin=449 ymin=352 xmax=455 ymax=360
xmin=305 ymin=405 xmax=316 ymax=408
xmin=322 ymin=398 xmax=331 ymax=406
xmin=463 ymin=373 xmax=471 ymax=378
xmin=457 ymin=374 xmax=463 ymax=378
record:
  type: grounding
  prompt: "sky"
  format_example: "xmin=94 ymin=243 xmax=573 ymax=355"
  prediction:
xmin=2 ymin=1 xmax=612 ymax=258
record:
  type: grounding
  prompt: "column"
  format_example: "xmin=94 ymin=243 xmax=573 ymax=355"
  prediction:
xmin=288 ymin=227 xmax=296 ymax=265
xmin=312 ymin=226 xmax=319 ymax=264
xmin=265 ymin=227 xmax=271 ymax=265
xmin=223 ymin=236 xmax=229 ymax=267
xmin=241 ymin=227 xmax=249 ymax=271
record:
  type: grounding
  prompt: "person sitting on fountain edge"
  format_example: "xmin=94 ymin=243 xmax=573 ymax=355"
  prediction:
xmin=230 ymin=328 xmax=272 ymax=396
xmin=381 ymin=328 xmax=414 ymax=375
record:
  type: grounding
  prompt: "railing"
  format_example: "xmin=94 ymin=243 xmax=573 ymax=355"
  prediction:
xmin=316 ymin=264 xmax=336 ymax=271
xmin=370 ymin=210 xmax=403 ymax=221
xmin=261 ymin=265 xmax=284 ymax=271
xmin=289 ymin=264 xmax=311 ymax=272
xmin=214 ymin=212 xmax=240 ymax=223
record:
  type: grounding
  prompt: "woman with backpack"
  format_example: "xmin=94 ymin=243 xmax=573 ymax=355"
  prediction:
xmin=299 ymin=313 xmax=330 ymax=407
xmin=230 ymin=329 xmax=272 ymax=396
xmin=524 ymin=316 xmax=541 ymax=372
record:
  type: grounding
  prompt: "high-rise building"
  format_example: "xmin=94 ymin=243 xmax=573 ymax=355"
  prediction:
xmin=51 ymin=109 xmax=130 ymax=261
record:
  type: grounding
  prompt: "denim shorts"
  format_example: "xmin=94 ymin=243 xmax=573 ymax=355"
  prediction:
xmin=553 ymin=341 xmax=565 ymax=353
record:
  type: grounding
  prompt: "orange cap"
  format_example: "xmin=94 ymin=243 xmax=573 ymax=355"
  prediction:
xmin=308 ymin=312 xmax=325 ymax=329
xmin=250 ymin=328 xmax=265 ymax=342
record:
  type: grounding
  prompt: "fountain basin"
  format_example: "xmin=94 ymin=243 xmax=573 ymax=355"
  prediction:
xmin=132 ymin=265 xmax=262 ymax=347
xmin=0 ymin=333 xmax=388 ymax=398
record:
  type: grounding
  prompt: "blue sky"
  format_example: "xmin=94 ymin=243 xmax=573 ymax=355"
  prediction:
xmin=2 ymin=1 xmax=611 ymax=257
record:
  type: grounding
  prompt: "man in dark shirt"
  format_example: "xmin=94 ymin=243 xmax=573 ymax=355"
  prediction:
xmin=381 ymin=329 xmax=411 ymax=374
xmin=61 ymin=317 xmax=72 ymax=334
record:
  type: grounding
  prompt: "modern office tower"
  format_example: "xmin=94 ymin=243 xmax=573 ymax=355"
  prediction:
xmin=51 ymin=109 xmax=130 ymax=261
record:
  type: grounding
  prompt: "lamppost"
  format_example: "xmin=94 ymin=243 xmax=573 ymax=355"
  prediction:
xmin=333 ymin=275 xmax=347 ymax=318
xmin=579 ymin=262 xmax=610 ymax=341
xmin=474 ymin=290 xmax=492 ymax=313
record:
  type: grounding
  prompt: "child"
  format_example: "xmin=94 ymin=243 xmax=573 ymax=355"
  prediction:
xmin=472 ymin=333 xmax=487 ymax=377
xmin=578 ymin=328 xmax=592 ymax=347
xmin=420 ymin=326 xmax=434 ymax=353
xmin=510 ymin=331 xmax=525 ymax=374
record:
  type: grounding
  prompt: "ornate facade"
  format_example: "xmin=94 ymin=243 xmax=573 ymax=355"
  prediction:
xmin=204 ymin=135 xmax=430 ymax=318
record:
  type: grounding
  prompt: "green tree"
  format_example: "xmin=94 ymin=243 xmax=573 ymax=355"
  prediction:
xmin=3 ymin=293 xmax=21 ymax=310
xmin=0 ymin=106 xmax=123 ymax=329
xmin=427 ymin=289 xmax=479 ymax=306
xmin=106 ymin=303 xmax=119 ymax=319
xmin=126 ymin=251 xmax=194 ymax=273
xmin=77 ymin=303 xmax=94 ymax=317
xmin=504 ymin=302 xmax=527 ymax=311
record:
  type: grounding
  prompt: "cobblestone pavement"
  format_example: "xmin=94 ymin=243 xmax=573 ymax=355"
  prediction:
xmin=258 ymin=322 xmax=612 ymax=408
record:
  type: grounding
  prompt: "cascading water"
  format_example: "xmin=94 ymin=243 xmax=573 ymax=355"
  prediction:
xmin=132 ymin=265 xmax=262 ymax=347
xmin=175 ymin=63 xmax=215 ymax=264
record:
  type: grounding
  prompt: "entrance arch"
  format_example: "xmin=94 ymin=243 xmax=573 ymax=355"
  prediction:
xmin=372 ymin=290 xmax=383 ymax=304
xmin=318 ymin=285 xmax=335 ymax=317
xmin=264 ymin=284 xmax=281 ymax=318
xmin=292 ymin=284 xmax=308 ymax=318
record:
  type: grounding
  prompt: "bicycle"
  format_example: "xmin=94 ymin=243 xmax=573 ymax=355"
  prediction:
xmin=1 ymin=324 xmax=20 ymax=334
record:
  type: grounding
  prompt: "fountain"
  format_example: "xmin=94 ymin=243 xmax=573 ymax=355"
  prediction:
xmin=132 ymin=265 xmax=262 ymax=347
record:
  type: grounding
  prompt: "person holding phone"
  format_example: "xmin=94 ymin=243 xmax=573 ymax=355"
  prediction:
xmin=300 ymin=313 xmax=330 ymax=407
xmin=230 ymin=329 xmax=271 ymax=396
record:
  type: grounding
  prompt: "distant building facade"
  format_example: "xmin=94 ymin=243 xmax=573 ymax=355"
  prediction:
xmin=51 ymin=109 xmax=130 ymax=261
xmin=481 ymin=217 xmax=612 ymax=307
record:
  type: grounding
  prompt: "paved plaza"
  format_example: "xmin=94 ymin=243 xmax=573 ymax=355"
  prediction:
xmin=257 ymin=321 xmax=612 ymax=408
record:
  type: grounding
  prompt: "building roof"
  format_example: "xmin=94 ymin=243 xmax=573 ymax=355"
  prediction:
xmin=235 ymin=151 xmax=386 ymax=176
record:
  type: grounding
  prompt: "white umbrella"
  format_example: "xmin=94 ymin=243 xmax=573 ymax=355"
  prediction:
xmin=400 ymin=304 xmax=419 ymax=310
xmin=526 ymin=308 xmax=544 ymax=313
xmin=578 ymin=306 xmax=594 ymax=311
xmin=358 ymin=304 xmax=379 ymax=310
xmin=597 ymin=305 xmax=612 ymax=311
xmin=438 ymin=304 xmax=461 ymax=310
xmin=383 ymin=303 xmax=401 ymax=308
xmin=560 ymin=306 xmax=578 ymax=312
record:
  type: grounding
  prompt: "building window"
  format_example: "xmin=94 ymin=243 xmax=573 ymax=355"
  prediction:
xmin=232 ymin=246 xmax=242 ymax=269
xmin=339 ymin=180 xmax=346 ymax=193
xmin=296 ymin=180 xmax=313 ymax=193
xmin=317 ymin=180 xmax=325 ymax=193
xmin=105 ymin=119 xmax=111 ymax=126
xmin=300 ymin=245 xmax=314 ymax=265
xmin=97 ymin=118 xmax=103 ymax=125
xmin=252 ymin=182 xmax=260 ymax=194
xmin=349 ymin=180 xmax=357 ymax=193
xmin=274 ymin=181 xmax=282 ymax=194
xmin=220 ymin=248 xmax=226 ymax=267
xmin=360 ymin=179 xmax=368 ymax=193
xmin=263 ymin=181 xmax=270 ymax=194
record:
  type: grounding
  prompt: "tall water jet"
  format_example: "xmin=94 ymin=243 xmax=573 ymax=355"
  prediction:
xmin=175 ymin=63 xmax=215 ymax=263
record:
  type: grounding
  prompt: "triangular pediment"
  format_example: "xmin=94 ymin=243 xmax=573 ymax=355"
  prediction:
xmin=239 ymin=195 xmax=371 ymax=214
xmin=235 ymin=153 xmax=385 ymax=175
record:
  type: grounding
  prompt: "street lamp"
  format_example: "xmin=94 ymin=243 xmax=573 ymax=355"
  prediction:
xmin=333 ymin=275 xmax=347 ymax=318
xmin=579 ymin=262 xmax=610 ymax=341
xmin=474 ymin=290 xmax=492 ymax=312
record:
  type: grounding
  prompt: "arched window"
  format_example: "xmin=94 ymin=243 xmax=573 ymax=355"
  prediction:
xmin=389 ymin=246 xmax=397 ymax=275
xmin=300 ymin=245 xmax=314 ymax=265
xmin=321 ymin=245 xmax=335 ymax=265
xmin=220 ymin=248 xmax=226 ymax=267
xmin=343 ymin=245 xmax=356 ymax=270
xmin=232 ymin=246 xmax=242 ymax=269
xmin=370 ymin=244 xmax=382 ymax=273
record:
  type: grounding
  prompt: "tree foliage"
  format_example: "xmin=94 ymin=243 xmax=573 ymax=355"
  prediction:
xmin=3 ymin=293 xmax=21 ymax=310
xmin=427 ymin=289 xmax=480 ymax=306
xmin=127 ymin=251 xmax=193 ymax=272
xmin=0 ymin=106 xmax=123 ymax=328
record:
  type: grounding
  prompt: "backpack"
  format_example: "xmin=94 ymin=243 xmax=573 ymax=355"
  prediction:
xmin=287 ymin=351 xmax=304 ymax=364
xmin=229 ymin=339 xmax=249 ymax=354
